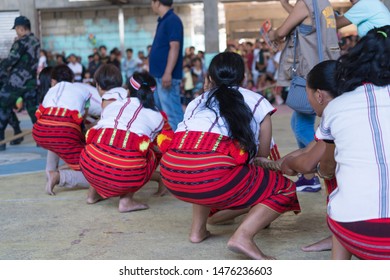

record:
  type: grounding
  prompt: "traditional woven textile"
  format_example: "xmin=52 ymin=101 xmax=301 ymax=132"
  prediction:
xmin=32 ymin=105 xmax=85 ymax=170
xmin=80 ymin=128 xmax=158 ymax=198
xmin=328 ymin=216 xmax=390 ymax=260
xmin=160 ymin=131 xmax=300 ymax=213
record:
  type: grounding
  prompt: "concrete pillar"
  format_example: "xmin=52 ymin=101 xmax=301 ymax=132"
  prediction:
xmin=204 ymin=0 xmax=219 ymax=54
xmin=18 ymin=0 xmax=39 ymax=36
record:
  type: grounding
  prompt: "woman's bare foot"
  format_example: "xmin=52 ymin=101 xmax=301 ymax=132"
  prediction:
xmin=153 ymin=182 xmax=169 ymax=197
xmin=151 ymin=173 xmax=169 ymax=197
xmin=189 ymin=229 xmax=211 ymax=243
xmin=46 ymin=171 xmax=60 ymax=195
xmin=227 ymin=236 xmax=276 ymax=260
xmin=118 ymin=193 xmax=149 ymax=213
xmin=301 ymin=236 xmax=332 ymax=252
xmin=86 ymin=187 xmax=104 ymax=204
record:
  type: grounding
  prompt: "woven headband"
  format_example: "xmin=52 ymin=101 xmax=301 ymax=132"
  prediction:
xmin=129 ymin=76 xmax=156 ymax=92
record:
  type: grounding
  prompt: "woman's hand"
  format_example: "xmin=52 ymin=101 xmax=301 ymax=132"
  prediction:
xmin=281 ymin=156 xmax=298 ymax=176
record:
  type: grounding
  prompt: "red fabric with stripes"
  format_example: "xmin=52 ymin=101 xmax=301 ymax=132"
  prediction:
xmin=160 ymin=133 xmax=300 ymax=213
xmin=153 ymin=111 xmax=172 ymax=162
xmin=80 ymin=129 xmax=158 ymax=198
xmin=324 ymin=177 xmax=338 ymax=203
xmin=32 ymin=111 xmax=85 ymax=171
xmin=208 ymin=144 xmax=282 ymax=216
xmin=328 ymin=216 xmax=390 ymax=260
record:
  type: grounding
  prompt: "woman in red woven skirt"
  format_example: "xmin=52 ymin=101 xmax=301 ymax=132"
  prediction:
xmin=159 ymin=52 xmax=301 ymax=260
xmin=32 ymin=65 xmax=91 ymax=195
xmin=80 ymin=68 xmax=167 ymax=212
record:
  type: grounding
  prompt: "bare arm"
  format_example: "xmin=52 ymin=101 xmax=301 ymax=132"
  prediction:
xmin=318 ymin=143 xmax=336 ymax=178
xmin=162 ymin=41 xmax=180 ymax=88
xmin=335 ymin=14 xmax=352 ymax=29
xmin=257 ymin=114 xmax=272 ymax=158
xmin=279 ymin=0 xmax=294 ymax=14
xmin=255 ymin=140 xmax=316 ymax=170
xmin=281 ymin=140 xmax=328 ymax=176
xmin=269 ymin=0 xmax=309 ymax=42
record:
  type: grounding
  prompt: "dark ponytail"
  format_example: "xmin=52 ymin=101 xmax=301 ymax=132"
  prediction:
xmin=38 ymin=66 xmax=53 ymax=103
xmin=127 ymin=71 xmax=158 ymax=111
xmin=206 ymin=52 xmax=257 ymax=160
xmin=336 ymin=25 xmax=390 ymax=95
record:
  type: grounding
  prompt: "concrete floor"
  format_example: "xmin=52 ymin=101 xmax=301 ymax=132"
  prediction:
xmin=0 ymin=106 xmax=332 ymax=260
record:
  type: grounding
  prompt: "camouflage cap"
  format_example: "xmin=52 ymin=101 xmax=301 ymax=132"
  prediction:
xmin=12 ymin=16 xmax=31 ymax=29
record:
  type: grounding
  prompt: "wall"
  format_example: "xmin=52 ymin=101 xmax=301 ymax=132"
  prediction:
xmin=40 ymin=5 xmax=193 ymax=67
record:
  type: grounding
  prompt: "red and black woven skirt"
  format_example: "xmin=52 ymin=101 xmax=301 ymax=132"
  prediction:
xmin=32 ymin=106 xmax=85 ymax=171
xmin=328 ymin=216 xmax=390 ymax=259
xmin=80 ymin=128 xmax=158 ymax=198
xmin=160 ymin=131 xmax=300 ymax=214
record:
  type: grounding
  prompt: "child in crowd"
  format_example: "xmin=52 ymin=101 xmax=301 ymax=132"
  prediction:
xmin=281 ymin=26 xmax=390 ymax=259
xmin=32 ymin=65 xmax=91 ymax=195
xmin=182 ymin=64 xmax=194 ymax=106
xmin=82 ymin=71 xmax=94 ymax=85
xmin=245 ymin=79 xmax=257 ymax=92
xmin=158 ymin=52 xmax=300 ymax=260
xmin=80 ymin=68 xmax=167 ymax=212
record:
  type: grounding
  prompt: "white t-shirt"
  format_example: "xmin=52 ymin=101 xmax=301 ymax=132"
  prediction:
xmin=122 ymin=57 xmax=143 ymax=79
xmin=74 ymin=83 xmax=101 ymax=118
xmin=177 ymin=87 xmax=275 ymax=148
xmin=101 ymin=87 xmax=128 ymax=102
xmin=316 ymin=84 xmax=390 ymax=222
xmin=273 ymin=51 xmax=281 ymax=81
xmin=67 ymin=62 xmax=83 ymax=82
xmin=345 ymin=0 xmax=390 ymax=37
xmin=94 ymin=98 xmax=164 ymax=141
xmin=37 ymin=56 xmax=47 ymax=74
xmin=42 ymin=81 xmax=91 ymax=115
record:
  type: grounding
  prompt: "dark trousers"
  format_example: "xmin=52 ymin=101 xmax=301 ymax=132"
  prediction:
xmin=0 ymin=86 xmax=37 ymax=136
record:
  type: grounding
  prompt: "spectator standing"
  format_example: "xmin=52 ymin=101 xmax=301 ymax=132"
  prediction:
xmin=107 ymin=48 xmax=121 ymax=71
xmin=67 ymin=54 xmax=83 ymax=82
xmin=269 ymin=0 xmax=340 ymax=192
xmin=122 ymin=48 xmax=143 ymax=79
xmin=0 ymin=16 xmax=40 ymax=151
xmin=149 ymin=0 xmax=184 ymax=130
xmin=37 ymin=49 xmax=48 ymax=76
xmin=88 ymin=53 xmax=101 ymax=78
xmin=99 ymin=45 xmax=109 ymax=64
xmin=336 ymin=0 xmax=390 ymax=38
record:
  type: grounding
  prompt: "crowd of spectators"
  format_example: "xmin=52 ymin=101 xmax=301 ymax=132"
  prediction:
xmin=35 ymin=31 xmax=358 ymax=108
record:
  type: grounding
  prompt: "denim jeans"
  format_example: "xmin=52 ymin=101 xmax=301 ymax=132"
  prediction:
xmin=290 ymin=111 xmax=316 ymax=149
xmin=154 ymin=78 xmax=184 ymax=131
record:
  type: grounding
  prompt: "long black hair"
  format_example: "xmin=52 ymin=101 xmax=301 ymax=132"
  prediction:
xmin=127 ymin=71 xmax=158 ymax=111
xmin=336 ymin=25 xmax=390 ymax=95
xmin=38 ymin=66 xmax=53 ymax=103
xmin=307 ymin=60 xmax=339 ymax=98
xmin=206 ymin=52 xmax=257 ymax=160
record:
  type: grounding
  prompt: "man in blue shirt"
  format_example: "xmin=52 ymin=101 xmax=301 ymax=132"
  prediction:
xmin=150 ymin=0 xmax=184 ymax=130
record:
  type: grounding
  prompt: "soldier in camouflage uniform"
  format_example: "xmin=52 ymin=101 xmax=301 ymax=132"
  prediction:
xmin=0 ymin=16 xmax=40 ymax=151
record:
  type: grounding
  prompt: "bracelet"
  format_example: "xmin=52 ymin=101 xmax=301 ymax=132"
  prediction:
xmin=316 ymin=162 xmax=334 ymax=179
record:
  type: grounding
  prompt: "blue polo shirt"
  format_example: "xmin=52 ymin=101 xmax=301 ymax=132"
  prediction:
xmin=149 ymin=9 xmax=183 ymax=80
